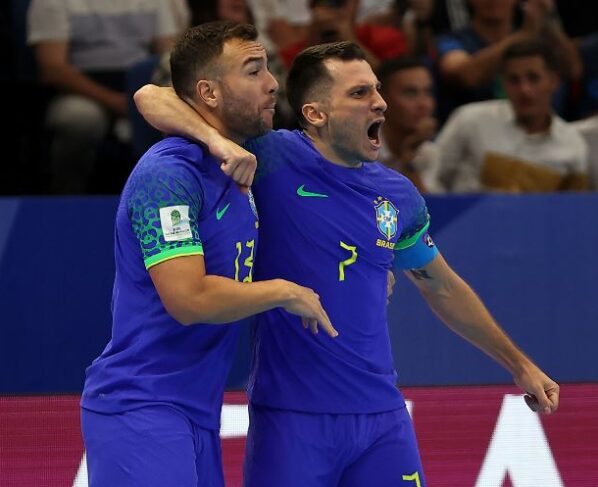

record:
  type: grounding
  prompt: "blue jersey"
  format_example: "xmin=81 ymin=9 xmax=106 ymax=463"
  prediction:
xmin=82 ymin=136 xmax=259 ymax=430
xmin=245 ymin=130 xmax=437 ymax=414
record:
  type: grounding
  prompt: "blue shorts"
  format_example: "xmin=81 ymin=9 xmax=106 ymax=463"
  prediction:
xmin=81 ymin=405 xmax=224 ymax=487
xmin=243 ymin=404 xmax=426 ymax=487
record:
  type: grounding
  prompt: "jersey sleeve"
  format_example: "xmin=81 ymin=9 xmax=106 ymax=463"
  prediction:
xmin=127 ymin=157 xmax=205 ymax=269
xmin=394 ymin=186 xmax=439 ymax=270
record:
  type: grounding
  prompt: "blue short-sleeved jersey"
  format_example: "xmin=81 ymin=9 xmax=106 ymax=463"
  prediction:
xmin=81 ymin=136 xmax=259 ymax=430
xmin=245 ymin=130 xmax=437 ymax=414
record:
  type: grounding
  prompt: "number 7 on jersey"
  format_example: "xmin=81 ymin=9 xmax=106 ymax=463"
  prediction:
xmin=339 ymin=241 xmax=358 ymax=281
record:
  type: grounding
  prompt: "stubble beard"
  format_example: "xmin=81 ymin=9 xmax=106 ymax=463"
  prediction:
xmin=221 ymin=84 xmax=269 ymax=140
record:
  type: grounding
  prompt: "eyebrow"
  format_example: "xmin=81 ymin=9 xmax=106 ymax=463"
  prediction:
xmin=242 ymin=56 xmax=264 ymax=67
xmin=347 ymin=82 xmax=381 ymax=92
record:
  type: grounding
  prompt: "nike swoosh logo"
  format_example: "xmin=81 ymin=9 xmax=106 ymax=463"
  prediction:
xmin=297 ymin=184 xmax=328 ymax=198
xmin=216 ymin=203 xmax=231 ymax=220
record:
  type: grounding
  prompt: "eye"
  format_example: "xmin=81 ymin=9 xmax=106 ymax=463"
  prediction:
xmin=351 ymin=89 xmax=365 ymax=97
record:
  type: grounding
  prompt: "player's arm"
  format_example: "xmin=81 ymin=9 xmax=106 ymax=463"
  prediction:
xmin=35 ymin=41 xmax=127 ymax=116
xmin=134 ymin=85 xmax=255 ymax=188
xmin=404 ymin=253 xmax=559 ymax=414
xmin=149 ymin=255 xmax=337 ymax=337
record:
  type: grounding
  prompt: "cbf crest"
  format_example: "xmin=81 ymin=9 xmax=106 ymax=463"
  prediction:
xmin=374 ymin=196 xmax=398 ymax=240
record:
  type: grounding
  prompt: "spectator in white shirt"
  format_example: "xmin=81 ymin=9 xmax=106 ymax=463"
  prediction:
xmin=437 ymin=38 xmax=588 ymax=193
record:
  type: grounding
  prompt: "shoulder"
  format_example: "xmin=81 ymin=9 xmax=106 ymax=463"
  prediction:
xmin=248 ymin=130 xmax=311 ymax=164
xmin=128 ymin=137 xmax=210 ymax=192
xmin=553 ymin=116 xmax=587 ymax=144
xmin=453 ymin=100 xmax=506 ymax=124
xmin=369 ymin=162 xmax=423 ymax=204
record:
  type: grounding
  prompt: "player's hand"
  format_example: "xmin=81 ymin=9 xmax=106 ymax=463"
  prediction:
xmin=514 ymin=363 xmax=560 ymax=414
xmin=282 ymin=283 xmax=338 ymax=338
xmin=208 ymin=136 xmax=257 ymax=192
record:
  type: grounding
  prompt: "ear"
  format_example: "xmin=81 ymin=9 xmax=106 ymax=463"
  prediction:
xmin=196 ymin=79 xmax=219 ymax=108
xmin=302 ymin=102 xmax=327 ymax=128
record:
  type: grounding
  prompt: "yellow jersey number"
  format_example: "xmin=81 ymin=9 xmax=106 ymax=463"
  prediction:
xmin=339 ymin=241 xmax=358 ymax=281
xmin=234 ymin=239 xmax=255 ymax=282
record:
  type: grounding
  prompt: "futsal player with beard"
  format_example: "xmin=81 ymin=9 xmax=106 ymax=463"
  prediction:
xmin=135 ymin=40 xmax=559 ymax=487
xmin=80 ymin=22 xmax=336 ymax=487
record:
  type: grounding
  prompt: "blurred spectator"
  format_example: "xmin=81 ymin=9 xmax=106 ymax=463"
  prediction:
xmin=279 ymin=0 xmax=408 ymax=71
xmin=572 ymin=115 xmax=598 ymax=190
xmin=437 ymin=39 xmax=588 ymax=193
xmin=188 ymin=0 xmax=252 ymax=25
xmin=248 ymin=0 xmax=393 ymax=52
xmin=436 ymin=0 xmax=582 ymax=123
xmin=248 ymin=0 xmax=311 ymax=52
xmin=154 ymin=0 xmax=254 ymax=87
xmin=27 ymin=0 xmax=179 ymax=194
xmin=169 ymin=0 xmax=192 ymax=31
xmin=366 ymin=0 xmax=470 ymax=59
xmin=377 ymin=57 xmax=443 ymax=193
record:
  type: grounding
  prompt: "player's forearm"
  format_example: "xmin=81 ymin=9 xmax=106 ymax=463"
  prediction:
xmin=418 ymin=268 xmax=534 ymax=375
xmin=134 ymin=85 xmax=221 ymax=145
xmin=171 ymin=277 xmax=295 ymax=325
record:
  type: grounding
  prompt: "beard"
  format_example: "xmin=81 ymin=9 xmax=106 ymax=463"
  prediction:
xmin=220 ymin=83 xmax=270 ymax=140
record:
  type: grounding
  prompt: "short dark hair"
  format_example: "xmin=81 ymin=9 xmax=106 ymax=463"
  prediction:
xmin=170 ymin=21 xmax=257 ymax=101
xmin=376 ymin=56 xmax=429 ymax=89
xmin=287 ymin=41 xmax=366 ymax=127
xmin=501 ymin=38 xmax=558 ymax=72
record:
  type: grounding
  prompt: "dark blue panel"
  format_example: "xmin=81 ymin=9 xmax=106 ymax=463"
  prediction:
xmin=0 ymin=197 xmax=117 ymax=393
xmin=392 ymin=194 xmax=598 ymax=385
xmin=0 ymin=194 xmax=597 ymax=393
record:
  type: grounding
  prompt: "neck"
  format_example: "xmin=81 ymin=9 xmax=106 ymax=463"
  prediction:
xmin=517 ymin=113 xmax=552 ymax=134
xmin=303 ymin=128 xmax=363 ymax=168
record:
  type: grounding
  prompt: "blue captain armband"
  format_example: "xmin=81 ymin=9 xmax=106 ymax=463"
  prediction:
xmin=394 ymin=222 xmax=439 ymax=270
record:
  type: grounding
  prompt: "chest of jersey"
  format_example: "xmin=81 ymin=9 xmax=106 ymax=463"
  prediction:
xmin=254 ymin=159 xmax=403 ymax=282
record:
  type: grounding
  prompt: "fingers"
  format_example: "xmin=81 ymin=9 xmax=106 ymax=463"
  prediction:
xmin=545 ymin=383 xmax=560 ymax=413
xmin=523 ymin=382 xmax=560 ymax=414
xmin=230 ymin=159 xmax=256 ymax=187
xmin=315 ymin=307 xmax=338 ymax=338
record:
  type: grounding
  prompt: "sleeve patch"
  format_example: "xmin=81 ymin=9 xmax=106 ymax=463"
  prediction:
xmin=159 ymin=205 xmax=192 ymax=242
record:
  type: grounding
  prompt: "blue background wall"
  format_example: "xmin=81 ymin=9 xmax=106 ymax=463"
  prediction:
xmin=0 ymin=194 xmax=596 ymax=393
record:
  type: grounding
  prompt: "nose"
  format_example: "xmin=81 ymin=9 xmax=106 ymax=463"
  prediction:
xmin=373 ymin=89 xmax=387 ymax=113
xmin=266 ymin=69 xmax=279 ymax=95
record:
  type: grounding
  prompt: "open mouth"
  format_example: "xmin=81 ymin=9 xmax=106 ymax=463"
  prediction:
xmin=367 ymin=120 xmax=383 ymax=147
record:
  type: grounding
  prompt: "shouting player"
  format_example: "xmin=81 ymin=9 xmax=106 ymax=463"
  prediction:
xmin=135 ymin=39 xmax=559 ymax=487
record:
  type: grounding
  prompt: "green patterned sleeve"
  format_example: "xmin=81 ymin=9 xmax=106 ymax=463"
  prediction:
xmin=127 ymin=159 xmax=204 ymax=269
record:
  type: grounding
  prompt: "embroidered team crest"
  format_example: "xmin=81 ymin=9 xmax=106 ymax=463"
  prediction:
xmin=374 ymin=198 xmax=399 ymax=239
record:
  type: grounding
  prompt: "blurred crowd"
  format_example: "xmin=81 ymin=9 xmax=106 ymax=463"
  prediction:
xmin=2 ymin=0 xmax=598 ymax=195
